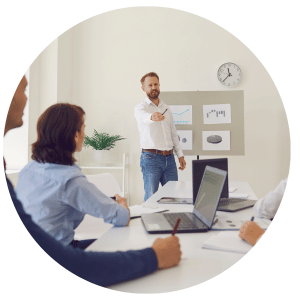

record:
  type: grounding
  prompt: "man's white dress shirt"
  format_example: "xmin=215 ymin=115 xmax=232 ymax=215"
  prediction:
xmin=134 ymin=97 xmax=183 ymax=158
xmin=254 ymin=178 xmax=287 ymax=219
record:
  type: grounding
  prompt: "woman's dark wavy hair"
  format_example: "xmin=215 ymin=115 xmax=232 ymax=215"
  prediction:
xmin=31 ymin=103 xmax=85 ymax=165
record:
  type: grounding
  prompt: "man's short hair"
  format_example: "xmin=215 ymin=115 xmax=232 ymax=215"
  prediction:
xmin=140 ymin=72 xmax=159 ymax=85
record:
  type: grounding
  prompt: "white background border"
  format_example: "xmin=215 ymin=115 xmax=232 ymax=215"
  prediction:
xmin=1 ymin=1 xmax=299 ymax=299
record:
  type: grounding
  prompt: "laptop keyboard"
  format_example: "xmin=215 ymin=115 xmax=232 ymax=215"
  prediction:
xmin=164 ymin=213 xmax=198 ymax=229
xmin=219 ymin=198 xmax=245 ymax=206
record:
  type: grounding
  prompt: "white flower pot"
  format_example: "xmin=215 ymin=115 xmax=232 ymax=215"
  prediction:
xmin=94 ymin=150 xmax=108 ymax=166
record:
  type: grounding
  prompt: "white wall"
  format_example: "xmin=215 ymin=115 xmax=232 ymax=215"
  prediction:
xmin=28 ymin=38 xmax=59 ymax=158
xmin=29 ymin=7 xmax=290 ymax=205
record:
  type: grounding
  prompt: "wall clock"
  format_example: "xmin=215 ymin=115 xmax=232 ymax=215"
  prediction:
xmin=217 ymin=62 xmax=242 ymax=87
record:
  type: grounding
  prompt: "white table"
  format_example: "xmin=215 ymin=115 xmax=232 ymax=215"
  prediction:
xmin=87 ymin=181 xmax=258 ymax=293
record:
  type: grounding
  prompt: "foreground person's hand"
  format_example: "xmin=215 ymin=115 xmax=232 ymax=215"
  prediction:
xmin=239 ymin=221 xmax=265 ymax=246
xmin=152 ymin=235 xmax=182 ymax=269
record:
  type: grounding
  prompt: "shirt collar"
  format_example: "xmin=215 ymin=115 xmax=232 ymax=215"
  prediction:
xmin=144 ymin=97 xmax=163 ymax=107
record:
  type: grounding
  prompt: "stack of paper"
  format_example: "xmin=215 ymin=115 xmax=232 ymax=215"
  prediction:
xmin=202 ymin=231 xmax=252 ymax=254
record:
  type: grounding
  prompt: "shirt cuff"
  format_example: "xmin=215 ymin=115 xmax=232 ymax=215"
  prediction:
xmin=144 ymin=248 xmax=159 ymax=272
xmin=113 ymin=205 xmax=130 ymax=226
xmin=143 ymin=114 xmax=154 ymax=124
xmin=174 ymin=149 xmax=184 ymax=159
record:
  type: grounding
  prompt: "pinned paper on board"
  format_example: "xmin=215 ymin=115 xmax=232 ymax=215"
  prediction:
xmin=169 ymin=105 xmax=192 ymax=125
xmin=177 ymin=130 xmax=193 ymax=150
xmin=203 ymin=104 xmax=231 ymax=124
xmin=202 ymin=131 xmax=230 ymax=151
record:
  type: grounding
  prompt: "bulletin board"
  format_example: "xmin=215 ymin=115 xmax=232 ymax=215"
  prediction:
xmin=160 ymin=90 xmax=244 ymax=156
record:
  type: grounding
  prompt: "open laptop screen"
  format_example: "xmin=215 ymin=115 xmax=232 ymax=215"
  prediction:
xmin=193 ymin=166 xmax=227 ymax=228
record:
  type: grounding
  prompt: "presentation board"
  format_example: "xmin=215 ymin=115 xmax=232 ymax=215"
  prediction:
xmin=160 ymin=90 xmax=244 ymax=156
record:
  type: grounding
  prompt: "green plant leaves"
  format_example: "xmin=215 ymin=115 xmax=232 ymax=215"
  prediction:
xmin=83 ymin=129 xmax=126 ymax=150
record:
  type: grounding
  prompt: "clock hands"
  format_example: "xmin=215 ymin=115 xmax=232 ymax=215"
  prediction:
xmin=222 ymin=75 xmax=229 ymax=82
xmin=222 ymin=67 xmax=233 ymax=82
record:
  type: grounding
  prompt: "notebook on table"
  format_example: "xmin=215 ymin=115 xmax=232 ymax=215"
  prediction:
xmin=202 ymin=231 xmax=252 ymax=254
xmin=141 ymin=166 xmax=227 ymax=234
xmin=192 ymin=158 xmax=256 ymax=212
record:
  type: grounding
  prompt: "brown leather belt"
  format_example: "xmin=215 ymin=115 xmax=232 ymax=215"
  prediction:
xmin=142 ymin=149 xmax=173 ymax=156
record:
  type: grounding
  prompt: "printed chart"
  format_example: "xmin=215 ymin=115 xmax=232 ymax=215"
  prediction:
xmin=203 ymin=104 xmax=231 ymax=124
xmin=177 ymin=130 xmax=193 ymax=150
xmin=169 ymin=105 xmax=192 ymax=125
xmin=202 ymin=131 xmax=231 ymax=151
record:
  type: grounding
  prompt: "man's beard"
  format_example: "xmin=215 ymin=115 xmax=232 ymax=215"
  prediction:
xmin=147 ymin=90 xmax=160 ymax=100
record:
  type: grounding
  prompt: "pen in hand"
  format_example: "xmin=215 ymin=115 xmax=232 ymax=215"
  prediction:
xmin=172 ymin=218 xmax=181 ymax=235
xmin=162 ymin=109 xmax=168 ymax=115
xmin=111 ymin=196 xmax=119 ymax=203
xmin=251 ymin=216 xmax=254 ymax=221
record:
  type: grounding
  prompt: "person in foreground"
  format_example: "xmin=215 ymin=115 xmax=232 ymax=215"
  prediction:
xmin=15 ymin=102 xmax=130 ymax=249
xmin=4 ymin=76 xmax=182 ymax=287
xmin=134 ymin=72 xmax=186 ymax=201
xmin=253 ymin=178 xmax=287 ymax=220
xmin=239 ymin=178 xmax=287 ymax=246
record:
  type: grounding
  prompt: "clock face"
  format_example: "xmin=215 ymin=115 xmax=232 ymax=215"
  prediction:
xmin=217 ymin=62 xmax=242 ymax=87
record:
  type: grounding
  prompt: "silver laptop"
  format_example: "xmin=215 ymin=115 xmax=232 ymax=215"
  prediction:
xmin=141 ymin=166 xmax=227 ymax=234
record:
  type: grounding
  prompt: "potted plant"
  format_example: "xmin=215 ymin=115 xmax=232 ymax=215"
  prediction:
xmin=83 ymin=130 xmax=126 ymax=165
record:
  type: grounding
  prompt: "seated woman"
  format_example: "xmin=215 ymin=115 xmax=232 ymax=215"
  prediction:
xmin=16 ymin=103 xmax=130 ymax=249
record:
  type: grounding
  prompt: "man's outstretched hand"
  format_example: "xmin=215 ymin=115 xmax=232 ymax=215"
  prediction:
xmin=151 ymin=112 xmax=165 ymax=122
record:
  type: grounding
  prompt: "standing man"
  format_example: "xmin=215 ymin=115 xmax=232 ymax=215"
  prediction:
xmin=134 ymin=72 xmax=186 ymax=201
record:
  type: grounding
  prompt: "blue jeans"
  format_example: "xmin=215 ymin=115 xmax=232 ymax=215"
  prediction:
xmin=140 ymin=151 xmax=178 ymax=201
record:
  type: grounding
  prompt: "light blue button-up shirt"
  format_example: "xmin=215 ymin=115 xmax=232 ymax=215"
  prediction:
xmin=15 ymin=160 xmax=129 ymax=246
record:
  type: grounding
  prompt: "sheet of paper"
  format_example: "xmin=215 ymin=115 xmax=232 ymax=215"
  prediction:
xmin=158 ymin=197 xmax=193 ymax=204
xmin=177 ymin=130 xmax=193 ymax=150
xmin=202 ymin=131 xmax=230 ymax=151
xmin=212 ymin=217 xmax=271 ymax=230
xmin=202 ymin=231 xmax=252 ymax=254
xmin=169 ymin=105 xmax=192 ymax=125
xmin=203 ymin=104 xmax=231 ymax=124
xmin=229 ymin=193 xmax=249 ymax=199
xmin=129 ymin=205 xmax=169 ymax=218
